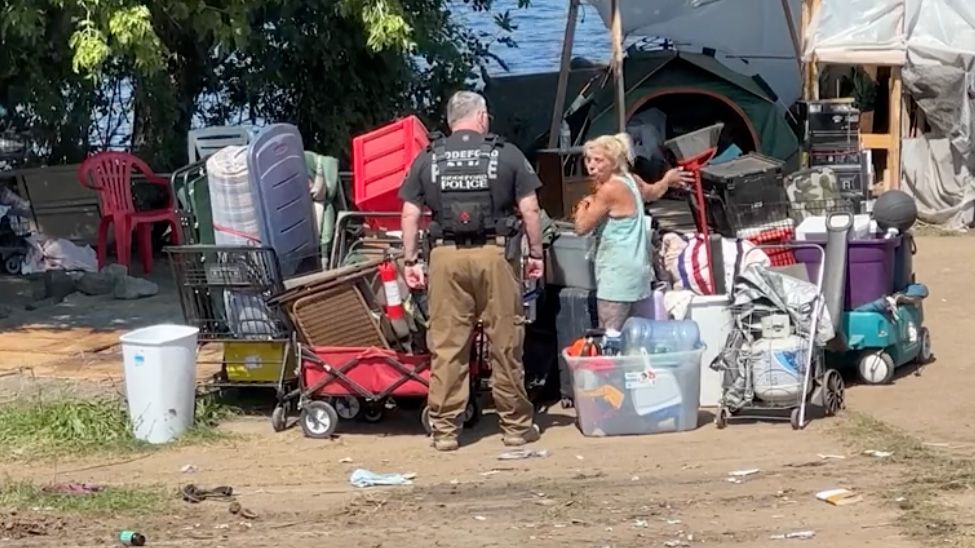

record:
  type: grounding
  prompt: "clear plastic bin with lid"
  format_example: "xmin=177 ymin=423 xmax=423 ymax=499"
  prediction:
xmin=563 ymin=318 xmax=705 ymax=437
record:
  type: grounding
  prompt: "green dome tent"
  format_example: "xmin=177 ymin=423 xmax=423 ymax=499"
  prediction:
xmin=578 ymin=50 xmax=799 ymax=166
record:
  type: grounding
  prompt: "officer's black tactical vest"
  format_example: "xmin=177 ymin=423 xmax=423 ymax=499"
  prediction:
xmin=431 ymin=133 xmax=503 ymax=238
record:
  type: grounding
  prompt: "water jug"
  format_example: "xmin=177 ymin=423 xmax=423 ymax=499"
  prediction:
xmin=622 ymin=318 xmax=700 ymax=355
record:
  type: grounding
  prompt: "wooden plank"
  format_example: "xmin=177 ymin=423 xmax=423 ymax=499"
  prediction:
xmin=888 ymin=67 xmax=903 ymax=190
xmin=861 ymin=133 xmax=893 ymax=150
xmin=610 ymin=0 xmax=626 ymax=132
xmin=0 ymin=328 xmax=121 ymax=354
xmin=547 ymin=0 xmax=581 ymax=149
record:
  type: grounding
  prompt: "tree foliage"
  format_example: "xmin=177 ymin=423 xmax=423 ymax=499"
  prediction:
xmin=0 ymin=0 xmax=532 ymax=169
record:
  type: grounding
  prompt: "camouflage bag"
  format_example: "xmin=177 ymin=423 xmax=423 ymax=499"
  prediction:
xmin=783 ymin=167 xmax=844 ymax=222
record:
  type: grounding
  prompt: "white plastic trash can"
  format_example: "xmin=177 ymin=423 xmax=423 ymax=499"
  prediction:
xmin=120 ymin=324 xmax=200 ymax=444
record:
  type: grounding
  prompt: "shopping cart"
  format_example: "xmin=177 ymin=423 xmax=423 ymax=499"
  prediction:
xmin=165 ymin=245 xmax=299 ymax=430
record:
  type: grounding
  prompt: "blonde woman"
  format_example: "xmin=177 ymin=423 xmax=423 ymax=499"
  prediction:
xmin=573 ymin=133 xmax=693 ymax=331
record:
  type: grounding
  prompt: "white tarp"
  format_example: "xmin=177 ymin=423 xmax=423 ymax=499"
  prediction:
xmin=583 ymin=0 xmax=803 ymax=107
xmin=902 ymin=137 xmax=975 ymax=229
xmin=803 ymin=0 xmax=975 ymax=65
xmin=802 ymin=0 xmax=906 ymax=65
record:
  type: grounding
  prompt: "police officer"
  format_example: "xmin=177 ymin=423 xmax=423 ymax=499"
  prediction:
xmin=399 ymin=91 xmax=545 ymax=452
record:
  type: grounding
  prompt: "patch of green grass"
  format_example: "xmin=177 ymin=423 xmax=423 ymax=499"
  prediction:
xmin=837 ymin=412 xmax=975 ymax=543
xmin=0 ymin=393 xmax=238 ymax=459
xmin=0 ymin=480 xmax=169 ymax=516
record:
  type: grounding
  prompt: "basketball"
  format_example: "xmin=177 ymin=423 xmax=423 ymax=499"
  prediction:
xmin=873 ymin=190 xmax=918 ymax=233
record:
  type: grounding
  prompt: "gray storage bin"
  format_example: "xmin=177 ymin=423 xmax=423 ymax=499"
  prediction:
xmin=546 ymin=231 xmax=596 ymax=290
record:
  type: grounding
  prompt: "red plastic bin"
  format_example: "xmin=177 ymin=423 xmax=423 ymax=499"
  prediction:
xmin=301 ymin=346 xmax=431 ymax=398
xmin=351 ymin=116 xmax=430 ymax=230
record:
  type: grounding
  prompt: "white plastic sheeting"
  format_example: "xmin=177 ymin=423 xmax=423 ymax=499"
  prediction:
xmin=803 ymin=0 xmax=975 ymax=65
xmin=802 ymin=0 xmax=906 ymax=65
xmin=901 ymin=137 xmax=975 ymax=229
xmin=583 ymin=0 xmax=803 ymax=107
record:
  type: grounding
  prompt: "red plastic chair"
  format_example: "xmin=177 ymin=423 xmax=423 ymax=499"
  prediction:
xmin=78 ymin=151 xmax=183 ymax=274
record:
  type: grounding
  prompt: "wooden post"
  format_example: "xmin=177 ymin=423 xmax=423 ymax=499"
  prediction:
xmin=801 ymin=0 xmax=821 ymax=100
xmin=610 ymin=0 xmax=626 ymax=132
xmin=547 ymin=0 xmax=580 ymax=149
xmin=888 ymin=67 xmax=903 ymax=190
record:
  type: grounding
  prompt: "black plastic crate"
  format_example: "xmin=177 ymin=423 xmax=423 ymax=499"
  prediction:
xmin=691 ymin=154 xmax=789 ymax=237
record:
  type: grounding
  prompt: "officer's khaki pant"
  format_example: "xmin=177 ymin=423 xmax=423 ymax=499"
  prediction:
xmin=426 ymin=244 xmax=534 ymax=441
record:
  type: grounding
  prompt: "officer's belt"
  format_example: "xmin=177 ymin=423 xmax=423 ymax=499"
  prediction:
xmin=433 ymin=235 xmax=506 ymax=247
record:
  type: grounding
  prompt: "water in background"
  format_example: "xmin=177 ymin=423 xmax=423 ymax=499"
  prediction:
xmin=455 ymin=0 xmax=610 ymax=74
xmin=93 ymin=1 xmax=606 ymax=149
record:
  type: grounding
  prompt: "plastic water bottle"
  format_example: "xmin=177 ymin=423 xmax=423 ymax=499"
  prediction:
xmin=622 ymin=318 xmax=700 ymax=355
xmin=652 ymin=283 xmax=668 ymax=320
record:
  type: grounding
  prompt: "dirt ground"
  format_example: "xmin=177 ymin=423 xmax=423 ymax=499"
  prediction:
xmin=2 ymin=234 xmax=975 ymax=547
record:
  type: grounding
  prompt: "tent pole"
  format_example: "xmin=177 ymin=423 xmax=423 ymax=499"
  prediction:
xmin=780 ymin=0 xmax=802 ymax=70
xmin=611 ymin=0 xmax=626 ymax=133
xmin=548 ymin=0 xmax=581 ymax=149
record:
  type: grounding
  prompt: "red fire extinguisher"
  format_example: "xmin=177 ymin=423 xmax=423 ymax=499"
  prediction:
xmin=379 ymin=259 xmax=410 ymax=339
xmin=379 ymin=260 xmax=405 ymax=320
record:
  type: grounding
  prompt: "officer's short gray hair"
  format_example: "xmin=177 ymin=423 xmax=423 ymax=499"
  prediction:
xmin=446 ymin=91 xmax=487 ymax=128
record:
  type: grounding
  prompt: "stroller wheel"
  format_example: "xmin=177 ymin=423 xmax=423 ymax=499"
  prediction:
xmin=715 ymin=407 xmax=730 ymax=430
xmin=300 ymin=401 xmax=338 ymax=439
xmin=334 ymin=396 xmax=361 ymax=420
xmin=271 ymin=404 xmax=288 ymax=432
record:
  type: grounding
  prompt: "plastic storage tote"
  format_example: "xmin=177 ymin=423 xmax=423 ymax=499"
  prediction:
xmin=352 ymin=116 xmax=430 ymax=230
xmin=546 ymin=231 xmax=596 ymax=290
xmin=694 ymin=153 xmax=789 ymax=237
xmin=563 ymin=346 xmax=704 ymax=437
xmin=793 ymin=236 xmax=898 ymax=309
xmin=223 ymin=341 xmax=296 ymax=383
xmin=554 ymin=287 xmax=598 ymax=401
xmin=120 ymin=324 xmax=199 ymax=444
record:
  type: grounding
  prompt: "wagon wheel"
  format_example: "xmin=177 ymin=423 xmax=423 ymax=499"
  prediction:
xmin=821 ymin=369 xmax=845 ymax=417
xmin=334 ymin=396 xmax=362 ymax=420
xmin=857 ymin=350 xmax=896 ymax=385
xmin=917 ymin=327 xmax=933 ymax=364
xmin=300 ymin=401 xmax=339 ymax=439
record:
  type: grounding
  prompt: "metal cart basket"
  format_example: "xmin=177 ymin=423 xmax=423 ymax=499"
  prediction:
xmin=166 ymin=244 xmax=298 ymax=431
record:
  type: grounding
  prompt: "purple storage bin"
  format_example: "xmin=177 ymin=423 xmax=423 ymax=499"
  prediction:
xmin=793 ymin=236 xmax=899 ymax=310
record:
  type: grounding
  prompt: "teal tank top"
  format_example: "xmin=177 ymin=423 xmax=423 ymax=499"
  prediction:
xmin=593 ymin=173 xmax=652 ymax=302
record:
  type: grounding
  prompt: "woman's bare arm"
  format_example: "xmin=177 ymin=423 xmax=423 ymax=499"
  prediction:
xmin=573 ymin=178 xmax=631 ymax=235
xmin=634 ymin=173 xmax=670 ymax=202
